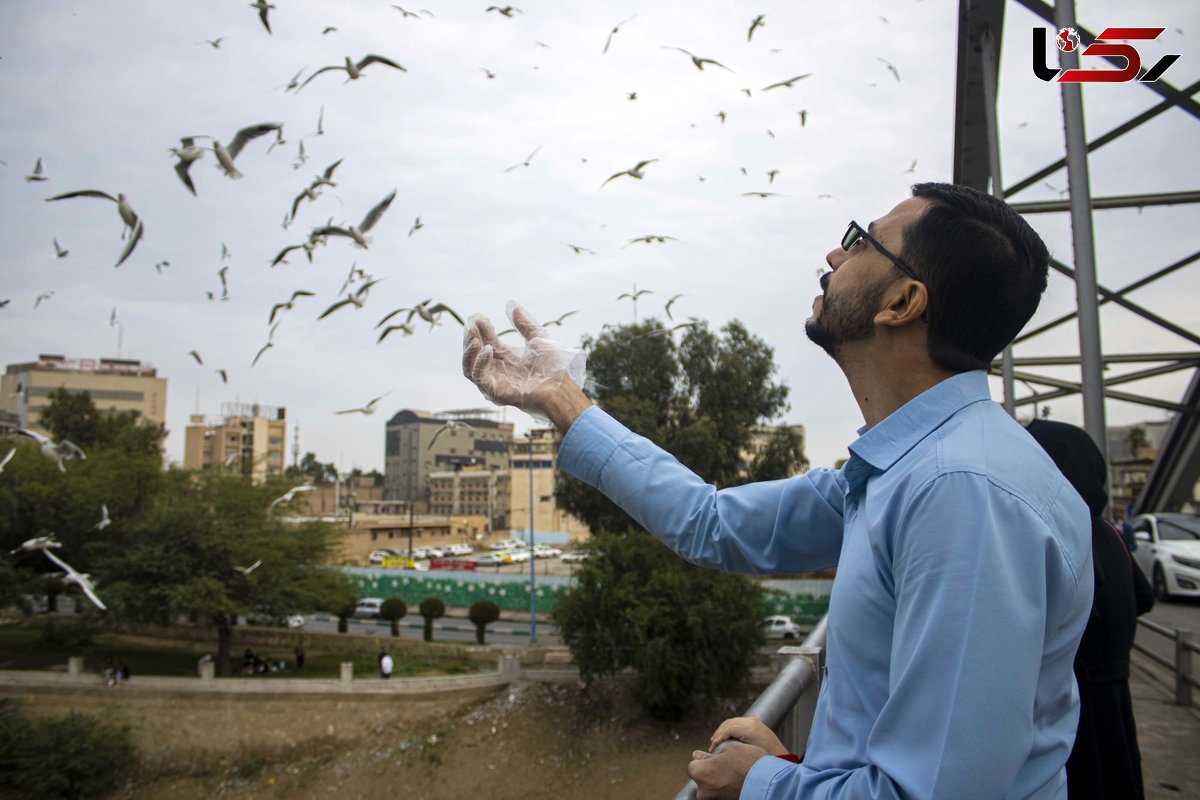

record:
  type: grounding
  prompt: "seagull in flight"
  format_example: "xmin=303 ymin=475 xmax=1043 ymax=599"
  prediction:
xmin=298 ymin=54 xmax=406 ymax=91
xmin=564 ymin=243 xmax=594 ymax=255
xmin=309 ymin=189 xmax=396 ymax=249
xmin=53 ymin=238 xmax=69 ymax=258
xmin=309 ymin=158 xmax=343 ymax=190
xmin=10 ymin=535 xmax=62 ymax=555
xmin=268 ymin=485 xmax=317 ymax=515
xmin=170 ymin=136 xmax=206 ymax=195
xmin=15 ymin=428 xmax=86 ymax=472
xmin=664 ymin=293 xmax=685 ymax=320
xmin=543 ymin=310 xmax=578 ymax=328
xmin=626 ymin=234 xmax=676 ymax=246
xmin=269 ymin=290 xmax=315 ymax=324
xmin=35 ymin=291 xmax=54 ymax=308
xmin=411 ymin=300 xmax=465 ymax=329
xmin=216 ymin=369 xmax=228 ymax=384
xmin=317 ymin=278 xmax=382 ymax=319
xmin=742 ymin=191 xmax=783 ymax=198
xmin=0 ymin=448 xmax=15 ymax=473
xmin=600 ymin=159 xmax=657 ymax=188
xmin=504 ymin=144 xmax=542 ymax=173
xmin=663 ymin=47 xmax=733 ymax=72
xmin=408 ymin=216 xmax=423 ymax=237
xmin=42 ymin=549 xmax=107 ymax=611
xmin=747 ymin=14 xmax=766 ymax=42
xmin=877 ymin=57 xmax=901 ymax=82
xmin=251 ymin=341 xmax=273 ymax=367
xmin=377 ymin=322 xmax=415 ymax=343
xmin=24 ymin=157 xmax=48 ymax=182
xmin=762 ymin=74 xmax=812 ymax=90
xmin=486 ymin=6 xmax=521 ymax=17
xmin=336 ymin=392 xmax=391 ymax=415
xmin=250 ymin=0 xmax=274 ymax=34
xmin=602 ymin=15 xmax=636 ymax=54
xmin=44 ymin=189 xmax=139 ymax=233
xmin=92 ymin=504 xmax=111 ymax=531
xmin=428 ymin=420 xmax=479 ymax=448
xmin=233 ymin=559 xmax=262 ymax=575
xmin=200 ymin=37 xmax=226 ymax=48
xmin=211 ymin=122 xmax=283 ymax=179
xmin=617 ymin=288 xmax=653 ymax=302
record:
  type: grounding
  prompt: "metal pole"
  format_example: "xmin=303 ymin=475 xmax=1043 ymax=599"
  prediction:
xmin=979 ymin=27 xmax=1016 ymax=416
xmin=528 ymin=433 xmax=536 ymax=643
xmin=1055 ymin=1 xmax=1108 ymax=464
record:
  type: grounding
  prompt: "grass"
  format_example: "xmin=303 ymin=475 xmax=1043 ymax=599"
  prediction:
xmin=0 ymin=623 xmax=480 ymax=680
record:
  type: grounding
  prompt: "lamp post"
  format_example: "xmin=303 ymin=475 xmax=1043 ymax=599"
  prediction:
xmin=527 ymin=432 xmax=536 ymax=644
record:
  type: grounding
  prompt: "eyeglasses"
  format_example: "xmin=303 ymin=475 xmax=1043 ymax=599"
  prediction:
xmin=842 ymin=220 xmax=921 ymax=283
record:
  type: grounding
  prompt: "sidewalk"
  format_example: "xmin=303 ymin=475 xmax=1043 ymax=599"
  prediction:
xmin=1129 ymin=654 xmax=1200 ymax=799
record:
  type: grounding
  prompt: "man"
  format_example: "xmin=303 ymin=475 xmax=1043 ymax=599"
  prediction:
xmin=461 ymin=183 xmax=1093 ymax=798
xmin=380 ymin=650 xmax=394 ymax=680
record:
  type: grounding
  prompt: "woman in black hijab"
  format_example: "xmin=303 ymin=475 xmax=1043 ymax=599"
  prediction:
xmin=1026 ymin=419 xmax=1155 ymax=800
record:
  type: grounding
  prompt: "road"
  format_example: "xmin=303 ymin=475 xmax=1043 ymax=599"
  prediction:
xmin=1133 ymin=594 xmax=1200 ymax=677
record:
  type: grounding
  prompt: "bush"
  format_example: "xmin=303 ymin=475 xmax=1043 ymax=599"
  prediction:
xmin=379 ymin=597 xmax=408 ymax=637
xmin=0 ymin=699 xmax=135 ymax=799
xmin=38 ymin=619 xmax=97 ymax=649
xmin=335 ymin=596 xmax=357 ymax=634
xmin=418 ymin=597 xmax=445 ymax=642
xmin=468 ymin=600 xmax=501 ymax=644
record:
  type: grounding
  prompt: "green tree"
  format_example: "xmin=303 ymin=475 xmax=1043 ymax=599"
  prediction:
xmin=285 ymin=452 xmax=339 ymax=483
xmin=336 ymin=595 xmax=358 ymax=634
xmin=38 ymin=387 xmax=165 ymax=458
xmin=553 ymin=317 xmax=798 ymax=719
xmin=380 ymin=597 xmax=408 ymax=636
xmin=91 ymin=470 xmax=356 ymax=675
xmin=419 ymin=596 xmax=445 ymax=642
xmin=468 ymin=599 xmax=500 ymax=644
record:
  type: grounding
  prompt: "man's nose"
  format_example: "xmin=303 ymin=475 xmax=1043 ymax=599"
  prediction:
xmin=825 ymin=247 xmax=845 ymax=270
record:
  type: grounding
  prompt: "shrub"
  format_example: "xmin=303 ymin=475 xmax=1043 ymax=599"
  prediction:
xmin=379 ymin=597 xmax=408 ymax=637
xmin=335 ymin=597 xmax=358 ymax=634
xmin=0 ymin=699 xmax=135 ymax=799
xmin=468 ymin=600 xmax=501 ymax=644
xmin=418 ymin=597 xmax=445 ymax=642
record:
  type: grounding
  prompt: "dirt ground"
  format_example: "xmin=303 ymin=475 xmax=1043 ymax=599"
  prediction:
xmin=8 ymin=679 xmax=756 ymax=800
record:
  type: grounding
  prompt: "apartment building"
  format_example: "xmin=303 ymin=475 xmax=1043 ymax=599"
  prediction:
xmin=182 ymin=402 xmax=286 ymax=482
xmin=509 ymin=427 xmax=591 ymax=543
xmin=383 ymin=408 xmax=513 ymax=504
xmin=0 ymin=354 xmax=167 ymax=432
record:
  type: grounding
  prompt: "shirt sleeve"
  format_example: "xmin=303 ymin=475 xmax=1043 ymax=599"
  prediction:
xmin=741 ymin=470 xmax=1088 ymax=799
xmin=558 ymin=407 xmax=846 ymax=574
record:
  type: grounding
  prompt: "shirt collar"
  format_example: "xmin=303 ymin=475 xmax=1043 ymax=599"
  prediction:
xmin=844 ymin=371 xmax=993 ymax=489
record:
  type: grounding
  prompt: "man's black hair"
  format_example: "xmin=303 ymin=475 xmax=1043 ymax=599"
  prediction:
xmin=903 ymin=182 xmax=1049 ymax=372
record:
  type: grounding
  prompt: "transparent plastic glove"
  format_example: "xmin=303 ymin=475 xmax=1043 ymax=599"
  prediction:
xmin=461 ymin=300 xmax=587 ymax=423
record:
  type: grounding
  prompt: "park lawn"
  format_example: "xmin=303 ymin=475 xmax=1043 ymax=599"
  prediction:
xmin=0 ymin=624 xmax=480 ymax=679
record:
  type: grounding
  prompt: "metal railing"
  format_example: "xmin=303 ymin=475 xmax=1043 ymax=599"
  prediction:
xmin=673 ymin=616 xmax=828 ymax=800
xmin=1133 ymin=618 xmax=1196 ymax=707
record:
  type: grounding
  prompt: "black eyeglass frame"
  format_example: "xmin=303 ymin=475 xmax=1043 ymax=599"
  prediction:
xmin=842 ymin=220 xmax=921 ymax=283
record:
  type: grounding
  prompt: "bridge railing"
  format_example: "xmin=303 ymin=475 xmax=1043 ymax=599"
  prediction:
xmin=1134 ymin=617 xmax=1197 ymax=707
xmin=672 ymin=616 xmax=828 ymax=800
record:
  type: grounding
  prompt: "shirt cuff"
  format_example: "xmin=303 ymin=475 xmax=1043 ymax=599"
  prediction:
xmin=742 ymin=755 xmax=795 ymax=798
xmin=557 ymin=406 xmax=631 ymax=487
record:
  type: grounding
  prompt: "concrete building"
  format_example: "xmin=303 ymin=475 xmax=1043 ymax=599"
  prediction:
xmin=183 ymin=402 xmax=287 ymax=482
xmin=509 ymin=427 xmax=591 ymax=544
xmin=384 ymin=408 xmax=513 ymax=504
xmin=1108 ymin=420 xmax=1171 ymax=515
xmin=0 ymin=354 xmax=167 ymax=432
xmin=428 ymin=466 xmax=511 ymax=534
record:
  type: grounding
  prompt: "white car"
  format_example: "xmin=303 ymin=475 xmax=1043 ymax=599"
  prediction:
xmin=425 ymin=546 xmax=447 ymax=559
xmin=533 ymin=545 xmax=563 ymax=559
xmin=561 ymin=551 xmax=590 ymax=563
xmin=506 ymin=548 xmax=532 ymax=563
xmin=488 ymin=539 xmax=521 ymax=551
xmin=447 ymin=543 xmax=474 ymax=556
xmin=763 ymin=615 xmax=803 ymax=640
xmin=369 ymin=548 xmax=401 ymax=564
xmin=1132 ymin=513 xmax=1200 ymax=601
xmin=353 ymin=598 xmax=384 ymax=618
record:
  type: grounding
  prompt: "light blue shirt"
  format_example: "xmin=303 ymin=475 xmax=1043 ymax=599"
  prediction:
xmin=558 ymin=371 xmax=1092 ymax=799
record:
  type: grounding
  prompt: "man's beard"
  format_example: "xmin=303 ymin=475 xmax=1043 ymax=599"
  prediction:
xmin=804 ymin=280 xmax=886 ymax=362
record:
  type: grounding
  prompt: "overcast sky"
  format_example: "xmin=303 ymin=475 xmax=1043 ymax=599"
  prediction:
xmin=1 ymin=0 xmax=1196 ymax=473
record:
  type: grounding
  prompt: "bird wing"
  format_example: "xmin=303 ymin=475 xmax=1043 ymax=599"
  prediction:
xmin=297 ymin=65 xmax=343 ymax=91
xmin=377 ymin=325 xmax=409 ymax=343
xmin=189 ymin=350 xmax=203 ymax=365
xmin=322 ymin=158 xmax=343 ymax=179
xmin=258 ymin=5 xmax=271 ymax=33
xmin=0 ymin=448 xmax=14 ymax=471
xmin=16 ymin=428 xmax=52 ymax=446
xmin=272 ymin=244 xmax=300 ymax=267
xmin=310 ymin=225 xmax=354 ymax=241
xmin=428 ymin=303 xmax=464 ymax=325
xmin=290 ymin=290 xmax=314 ymax=302
xmin=251 ymin=342 xmax=272 ymax=366
xmin=358 ymin=54 xmax=407 ymax=72
xmin=633 ymin=159 xmax=658 ymax=171
xmin=375 ymin=307 xmax=411 ymax=328
xmin=114 ymin=218 xmax=144 ymax=268
xmin=334 ymin=406 xmax=364 ymax=415
xmin=227 ymin=122 xmax=283 ymax=160
xmin=57 ymin=440 xmax=87 ymax=461
xmin=216 ymin=369 xmax=228 ymax=383
xmin=174 ymin=160 xmax=197 ymax=195
xmin=45 ymin=190 xmax=118 ymax=203
xmin=318 ymin=298 xmax=355 ymax=320
xmin=599 ymin=170 xmax=628 ymax=187
xmin=269 ymin=302 xmax=286 ymax=324
xmin=366 ymin=392 xmax=391 ymax=408
xmin=359 ymin=190 xmax=397 ymax=232
xmin=697 ymin=57 xmax=734 ymax=72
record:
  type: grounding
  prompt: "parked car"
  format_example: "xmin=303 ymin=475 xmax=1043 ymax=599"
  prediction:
xmin=246 ymin=612 xmax=306 ymax=628
xmin=474 ymin=553 xmax=507 ymax=567
xmin=561 ymin=551 xmax=590 ymax=563
xmin=353 ymin=598 xmax=384 ymax=618
xmin=763 ymin=615 xmax=803 ymax=640
xmin=369 ymin=548 xmax=403 ymax=564
xmin=425 ymin=546 xmax=447 ymax=559
xmin=1132 ymin=512 xmax=1200 ymax=601
xmin=533 ymin=545 xmax=563 ymax=559
xmin=447 ymin=543 xmax=474 ymax=556
xmin=488 ymin=539 xmax=521 ymax=551
xmin=506 ymin=548 xmax=532 ymax=563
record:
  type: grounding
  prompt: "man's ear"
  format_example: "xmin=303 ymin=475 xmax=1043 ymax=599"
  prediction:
xmin=874 ymin=281 xmax=929 ymax=328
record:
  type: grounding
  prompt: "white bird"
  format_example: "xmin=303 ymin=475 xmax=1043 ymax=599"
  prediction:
xmin=233 ymin=559 xmax=262 ymax=575
xmin=15 ymin=428 xmax=86 ymax=472
xmin=53 ymin=238 xmax=69 ymax=258
xmin=877 ymin=57 xmax=901 ymax=82
xmin=269 ymin=290 xmax=315 ymax=323
xmin=212 ymin=122 xmax=283 ymax=179
xmin=34 ymin=291 xmax=54 ymax=309
xmin=335 ymin=392 xmax=391 ymax=415
xmin=250 ymin=0 xmax=274 ymax=34
xmin=309 ymin=189 xmax=396 ymax=249
xmin=42 ymin=549 xmax=106 ymax=610
xmin=504 ymin=145 xmax=542 ymax=172
xmin=0 ymin=447 xmax=15 ymax=472
xmin=664 ymin=293 xmax=685 ymax=320
xmin=602 ymin=15 xmax=636 ymax=55
xmin=92 ymin=504 xmax=111 ymax=531
xmin=170 ymin=136 xmax=206 ymax=195
xmin=309 ymin=158 xmax=343 ymax=191
xmin=251 ymin=342 xmax=272 ymax=367
xmin=298 ymin=54 xmax=407 ymax=91
xmin=268 ymin=485 xmax=317 ymax=514
xmin=428 ymin=420 xmax=479 ymax=448
xmin=600 ymin=159 xmax=658 ymax=188
xmin=43 ymin=190 xmax=143 ymax=267
xmin=405 ymin=300 xmax=464 ymax=330
xmin=376 ymin=322 xmax=414 ymax=343
xmin=10 ymin=535 xmax=62 ymax=555
xmin=24 ymin=157 xmax=47 ymax=182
